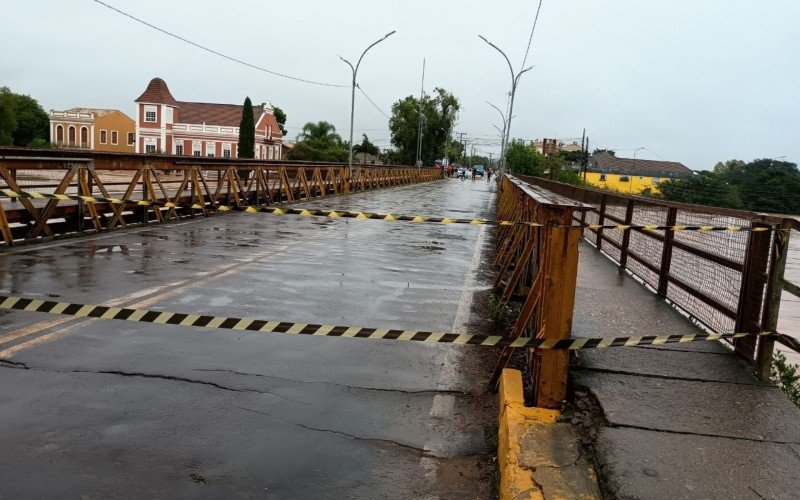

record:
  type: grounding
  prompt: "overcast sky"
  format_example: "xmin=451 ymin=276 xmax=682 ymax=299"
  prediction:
xmin=3 ymin=0 xmax=798 ymax=168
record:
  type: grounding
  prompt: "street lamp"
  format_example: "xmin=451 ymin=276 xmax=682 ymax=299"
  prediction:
xmin=487 ymin=101 xmax=508 ymax=169
xmin=340 ymin=30 xmax=396 ymax=180
xmin=479 ymin=35 xmax=533 ymax=173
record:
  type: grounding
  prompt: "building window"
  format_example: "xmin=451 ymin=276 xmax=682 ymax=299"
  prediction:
xmin=145 ymin=144 xmax=156 ymax=154
xmin=599 ymin=174 xmax=606 ymax=181
xmin=267 ymin=125 xmax=272 ymax=139
xmin=111 ymin=131 xmax=118 ymax=145
xmin=175 ymin=144 xmax=184 ymax=155
xmin=638 ymin=176 xmax=644 ymax=181
xmin=80 ymin=127 xmax=88 ymax=147
xmin=274 ymin=146 xmax=279 ymax=159
xmin=206 ymin=142 xmax=216 ymax=157
xmin=619 ymin=175 xmax=630 ymax=182
xmin=100 ymin=130 xmax=107 ymax=144
xmin=144 ymin=105 xmax=157 ymax=123
xmin=68 ymin=126 xmax=76 ymax=146
xmin=56 ymin=125 xmax=64 ymax=145
xmin=193 ymin=142 xmax=201 ymax=156
xmin=127 ymin=132 xmax=135 ymax=146
xmin=223 ymin=144 xmax=231 ymax=158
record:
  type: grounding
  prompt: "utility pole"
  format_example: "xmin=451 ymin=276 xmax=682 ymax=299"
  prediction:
xmin=341 ymin=31 xmax=396 ymax=180
xmin=457 ymin=132 xmax=466 ymax=164
xmin=580 ymin=128 xmax=586 ymax=180
xmin=415 ymin=58 xmax=426 ymax=167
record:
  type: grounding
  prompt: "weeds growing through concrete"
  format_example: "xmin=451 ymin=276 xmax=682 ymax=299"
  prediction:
xmin=771 ymin=352 xmax=800 ymax=408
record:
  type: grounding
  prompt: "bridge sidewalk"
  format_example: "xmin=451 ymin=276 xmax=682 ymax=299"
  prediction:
xmin=571 ymin=242 xmax=800 ymax=499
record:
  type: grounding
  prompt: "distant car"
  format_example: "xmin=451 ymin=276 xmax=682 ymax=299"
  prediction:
xmin=458 ymin=167 xmax=468 ymax=178
xmin=474 ymin=165 xmax=485 ymax=177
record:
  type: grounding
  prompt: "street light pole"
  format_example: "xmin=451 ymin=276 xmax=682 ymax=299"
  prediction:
xmin=487 ymin=101 xmax=508 ymax=169
xmin=479 ymin=35 xmax=533 ymax=174
xmin=341 ymin=30 xmax=396 ymax=181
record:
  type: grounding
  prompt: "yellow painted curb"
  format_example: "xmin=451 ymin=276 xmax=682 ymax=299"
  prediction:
xmin=498 ymin=368 xmax=560 ymax=500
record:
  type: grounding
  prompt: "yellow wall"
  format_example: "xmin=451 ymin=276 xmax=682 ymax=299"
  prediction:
xmin=94 ymin=111 xmax=135 ymax=153
xmin=585 ymin=172 xmax=665 ymax=194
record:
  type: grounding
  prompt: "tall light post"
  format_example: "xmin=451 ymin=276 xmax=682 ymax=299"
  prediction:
xmin=479 ymin=35 xmax=533 ymax=173
xmin=487 ymin=101 xmax=508 ymax=169
xmin=341 ymin=30 xmax=396 ymax=180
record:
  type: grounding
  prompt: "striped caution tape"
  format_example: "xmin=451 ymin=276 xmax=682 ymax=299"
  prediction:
xmin=0 ymin=294 xmax=797 ymax=352
xmin=0 ymin=188 xmax=772 ymax=232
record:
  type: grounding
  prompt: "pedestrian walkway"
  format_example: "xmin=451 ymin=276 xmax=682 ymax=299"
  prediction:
xmin=572 ymin=242 xmax=800 ymax=499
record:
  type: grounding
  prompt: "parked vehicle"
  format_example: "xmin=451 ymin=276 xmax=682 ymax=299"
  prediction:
xmin=474 ymin=165 xmax=485 ymax=177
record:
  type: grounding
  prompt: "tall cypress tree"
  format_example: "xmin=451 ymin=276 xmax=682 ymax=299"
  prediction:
xmin=238 ymin=96 xmax=255 ymax=159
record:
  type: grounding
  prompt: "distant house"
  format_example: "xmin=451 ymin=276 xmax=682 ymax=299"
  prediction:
xmin=134 ymin=77 xmax=283 ymax=159
xmin=532 ymin=138 xmax=582 ymax=155
xmin=49 ymin=108 xmax=135 ymax=152
xmin=584 ymin=151 xmax=692 ymax=193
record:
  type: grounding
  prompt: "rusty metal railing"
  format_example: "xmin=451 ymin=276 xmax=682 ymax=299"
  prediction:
xmin=518 ymin=175 xmax=798 ymax=379
xmin=0 ymin=147 xmax=440 ymax=246
xmin=491 ymin=174 xmax=588 ymax=408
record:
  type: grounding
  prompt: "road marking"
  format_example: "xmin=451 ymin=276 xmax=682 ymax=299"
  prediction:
xmin=451 ymin=224 xmax=489 ymax=333
xmin=0 ymin=240 xmax=304 ymax=358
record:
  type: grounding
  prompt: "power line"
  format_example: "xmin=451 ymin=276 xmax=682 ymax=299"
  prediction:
xmin=357 ymin=85 xmax=391 ymax=119
xmin=521 ymin=0 xmax=545 ymax=70
xmin=92 ymin=0 xmax=348 ymax=88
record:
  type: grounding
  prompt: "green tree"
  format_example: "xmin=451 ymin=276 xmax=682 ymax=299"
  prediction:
xmin=544 ymin=154 xmax=567 ymax=180
xmin=238 ymin=97 xmax=255 ymax=159
xmin=713 ymin=159 xmax=745 ymax=178
xmin=273 ymin=106 xmax=287 ymax=136
xmin=286 ymin=121 xmax=349 ymax=162
xmin=0 ymin=87 xmax=49 ymax=147
xmin=0 ymin=87 xmax=16 ymax=146
xmin=505 ymin=139 xmax=544 ymax=176
xmin=353 ymin=134 xmax=379 ymax=157
xmin=592 ymin=148 xmax=615 ymax=156
xmin=12 ymin=93 xmax=49 ymax=146
xmin=658 ymin=171 xmax=744 ymax=209
xmin=389 ymin=87 xmax=459 ymax=166
xmin=736 ymin=159 xmax=800 ymax=214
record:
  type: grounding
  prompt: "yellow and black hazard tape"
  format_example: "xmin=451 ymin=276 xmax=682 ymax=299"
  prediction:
xmin=1 ymin=294 xmax=797 ymax=352
xmin=0 ymin=188 xmax=773 ymax=232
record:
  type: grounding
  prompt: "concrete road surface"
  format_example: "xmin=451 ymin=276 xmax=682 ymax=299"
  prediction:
xmin=0 ymin=177 xmax=499 ymax=499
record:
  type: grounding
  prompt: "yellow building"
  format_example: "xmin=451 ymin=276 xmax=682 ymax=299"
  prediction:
xmin=49 ymin=108 xmax=136 ymax=153
xmin=583 ymin=151 xmax=692 ymax=194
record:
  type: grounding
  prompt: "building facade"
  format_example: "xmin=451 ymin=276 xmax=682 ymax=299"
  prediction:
xmin=134 ymin=78 xmax=282 ymax=159
xmin=583 ymin=151 xmax=692 ymax=194
xmin=49 ymin=108 xmax=136 ymax=152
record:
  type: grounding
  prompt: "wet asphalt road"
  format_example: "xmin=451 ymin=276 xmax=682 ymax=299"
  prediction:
xmin=0 ymin=177 xmax=499 ymax=499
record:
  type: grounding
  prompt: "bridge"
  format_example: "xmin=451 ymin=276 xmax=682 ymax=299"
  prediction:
xmin=0 ymin=149 xmax=798 ymax=498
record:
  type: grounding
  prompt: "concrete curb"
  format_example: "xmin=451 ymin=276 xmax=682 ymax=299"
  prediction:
xmin=498 ymin=368 xmax=600 ymax=500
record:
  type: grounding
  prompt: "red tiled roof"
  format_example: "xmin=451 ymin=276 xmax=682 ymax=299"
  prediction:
xmin=135 ymin=78 xmax=179 ymax=106
xmin=177 ymin=102 xmax=282 ymax=137
xmin=588 ymin=151 xmax=692 ymax=177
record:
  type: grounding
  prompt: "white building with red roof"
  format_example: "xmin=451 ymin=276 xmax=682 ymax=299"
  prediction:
xmin=134 ymin=77 xmax=283 ymax=159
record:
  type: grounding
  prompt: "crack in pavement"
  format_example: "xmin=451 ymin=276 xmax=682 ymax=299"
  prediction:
xmin=292 ymin=422 xmax=444 ymax=458
xmin=0 ymin=359 xmax=30 ymax=369
xmin=571 ymin=366 xmax=766 ymax=387
xmin=0 ymin=362 xmax=308 ymax=405
xmin=194 ymin=368 xmax=469 ymax=396
xmin=607 ymin=422 xmax=800 ymax=446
